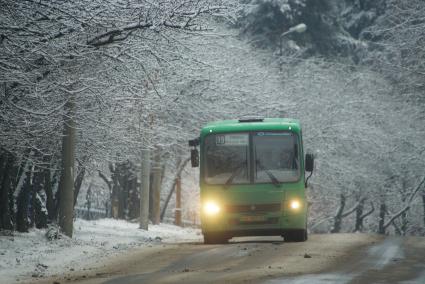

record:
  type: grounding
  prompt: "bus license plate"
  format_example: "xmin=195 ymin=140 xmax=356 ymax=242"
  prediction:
xmin=240 ymin=215 xmax=266 ymax=222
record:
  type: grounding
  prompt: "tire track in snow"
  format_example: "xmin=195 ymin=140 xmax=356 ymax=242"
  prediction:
xmin=265 ymin=237 xmax=405 ymax=284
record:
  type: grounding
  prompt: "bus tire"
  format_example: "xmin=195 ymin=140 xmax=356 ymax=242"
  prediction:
xmin=203 ymin=233 xmax=228 ymax=244
xmin=283 ymin=229 xmax=307 ymax=242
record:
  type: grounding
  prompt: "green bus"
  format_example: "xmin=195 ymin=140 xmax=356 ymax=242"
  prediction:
xmin=189 ymin=117 xmax=314 ymax=244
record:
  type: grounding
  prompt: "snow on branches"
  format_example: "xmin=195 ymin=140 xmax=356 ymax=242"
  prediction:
xmin=0 ymin=0 xmax=237 ymax=163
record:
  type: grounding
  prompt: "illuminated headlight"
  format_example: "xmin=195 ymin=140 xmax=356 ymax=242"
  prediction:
xmin=203 ymin=201 xmax=221 ymax=215
xmin=289 ymin=200 xmax=301 ymax=210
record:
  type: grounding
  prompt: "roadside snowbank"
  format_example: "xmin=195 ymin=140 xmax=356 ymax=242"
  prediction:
xmin=0 ymin=219 xmax=201 ymax=283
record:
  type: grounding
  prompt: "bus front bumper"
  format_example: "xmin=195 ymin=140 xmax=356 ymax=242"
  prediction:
xmin=201 ymin=211 xmax=307 ymax=237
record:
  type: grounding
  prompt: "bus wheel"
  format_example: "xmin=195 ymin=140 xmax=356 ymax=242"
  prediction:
xmin=283 ymin=230 xmax=307 ymax=242
xmin=203 ymin=233 xmax=228 ymax=244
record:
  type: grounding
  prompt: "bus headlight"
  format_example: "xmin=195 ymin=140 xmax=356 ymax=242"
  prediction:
xmin=203 ymin=201 xmax=221 ymax=215
xmin=289 ymin=200 xmax=301 ymax=210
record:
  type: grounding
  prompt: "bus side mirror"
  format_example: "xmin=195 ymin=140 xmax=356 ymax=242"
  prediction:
xmin=189 ymin=138 xmax=199 ymax=147
xmin=191 ymin=149 xmax=199 ymax=168
xmin=305 ymin=153 xmax=314 ymax=172
xmin=189 ymin=138 xmax=200 ymax=168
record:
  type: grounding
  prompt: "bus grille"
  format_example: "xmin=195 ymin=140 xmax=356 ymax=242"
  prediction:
xmin=225 ymin=203 xmax=281 ymax=213
xmin=229 ymin=217 xmax=279 ymax=225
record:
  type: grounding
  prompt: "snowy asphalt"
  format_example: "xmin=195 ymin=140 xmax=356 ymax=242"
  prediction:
xmin=34 ymin=234 xmax=425 ymax=284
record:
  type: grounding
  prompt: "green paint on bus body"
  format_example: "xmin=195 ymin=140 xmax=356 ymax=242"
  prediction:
xmin=197 ymin=118 xmax=309 ymax=243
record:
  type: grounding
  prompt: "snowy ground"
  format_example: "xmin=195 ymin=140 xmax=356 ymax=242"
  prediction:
xmin=0 ymin=219 xmax=202 ymax=283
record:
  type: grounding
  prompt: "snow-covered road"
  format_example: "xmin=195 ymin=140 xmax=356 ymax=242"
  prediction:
xmin=3 ymin=220 xmax=424 ymax=284
xmin=266 ymin=236 xmax=423 ymax=284
xmin=22 ymin=232 xmax=425 ymax=284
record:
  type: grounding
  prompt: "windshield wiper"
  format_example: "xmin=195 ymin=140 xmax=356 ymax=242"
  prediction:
xmin=256 ymin=160 xmax=280 ymax=187
xmin=223 ymin=163 xmax=245 ymax=189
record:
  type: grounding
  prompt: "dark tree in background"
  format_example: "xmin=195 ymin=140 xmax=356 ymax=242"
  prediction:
xmin=108 ymin=161 xmax=140 ymax=220
xmin=237 ymin=0 xmax=389 ymax=58
xmin=0 ymin=150 xmax=15 ymax=230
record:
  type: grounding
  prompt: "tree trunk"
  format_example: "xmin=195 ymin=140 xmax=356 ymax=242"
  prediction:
xmin=422 ymin=190 xmax=425 ymax=227
xmin=354 ymin=201 xmax=374 ymax=233
xmin=109 ymin=163 xmax=122 ymax=219
xmin=0 ymin=150 xmax=6 ymax=230
xmin=151 ymin=148 xmax=162 ymax=225
xmin=149 ymin=171 xmax=154 ymax=221
xmin=34 ymin=191 xmax=48 ymax=229
xmin=400 ymin=206 xmax=408 ymax=236
xmin=128 ymin=177 xmax=139 ymax=219
xmin=85 ymin=183 xmax=92 ymax=220
xmin=331 ymin=194 xmax=346 ymax=233
xmin=354 ymin=198 xmax=365 ymax=232
xmin=118 ymin=171 xmax=126 ymax=219
xmin=29 ymin=172 xmax=37 ymax=228
xmin=399 ymin=179 xmax=409 ymax=235
xmin=32 ymin=170 xmax=47 ymax=229
xmin=174 ymin=177 xmax=182 ymax=227
xmin=16 ymin=169 xmax=31 ymax=232
xmin=98 ymin=171 xmax=112 ymax=217
xmin=0 ymin=149 xmax=5 ymax=178
xmin=73 ymin=160 xmax=86 ymax=208
xmin=58 ymin=98 xmax=76 ymax=237
xmin=139 ymin=148 xmax=150 ymax=230
xmin=0 ymin=151 xmax=14 ymax=230
xmin=52 ymin=168 xmax=61 ymax=221
xmin=44 ymin=168 xmax=56 ymax=222
xmin=378 ymin=202 xmax=386 ymax=234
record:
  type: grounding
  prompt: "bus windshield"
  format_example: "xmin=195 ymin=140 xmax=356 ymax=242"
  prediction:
xmin=205 ymin=133 xmax=250 ymax=185
xmin=253 ymin=132 xmax=299 ymax=183
xmin=204 ymin=132 xmax=300 ymax=185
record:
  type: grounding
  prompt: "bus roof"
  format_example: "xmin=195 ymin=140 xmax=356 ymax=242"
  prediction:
xmin=200 ymin=118 xmax=301 ymax=136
